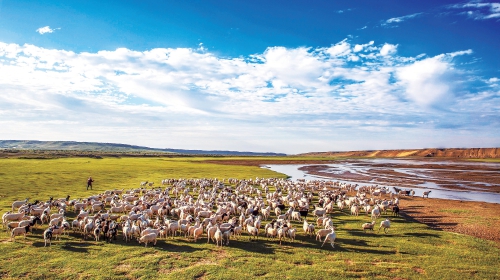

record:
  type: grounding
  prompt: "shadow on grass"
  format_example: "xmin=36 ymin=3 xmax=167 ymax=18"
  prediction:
xmin=404 ymin=232 xmax=440 ymax=238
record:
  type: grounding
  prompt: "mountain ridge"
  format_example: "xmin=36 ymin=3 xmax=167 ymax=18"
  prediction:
xmin=0 ymin=140 xmax=286 ymax=156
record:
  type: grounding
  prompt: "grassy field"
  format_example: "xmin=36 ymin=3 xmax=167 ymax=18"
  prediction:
xmin=0 ymin=157 xmax=499 ymax=279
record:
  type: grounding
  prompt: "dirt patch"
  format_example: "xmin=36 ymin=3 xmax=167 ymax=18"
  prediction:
xmin=412 ymin=267 xmax=425 ymax=274
xmin=399 ymin=196 xmax=500 ymax=244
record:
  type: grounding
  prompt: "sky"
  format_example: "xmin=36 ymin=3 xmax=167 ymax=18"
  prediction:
xmin=0 ymin=0 xmax=499 ymax=154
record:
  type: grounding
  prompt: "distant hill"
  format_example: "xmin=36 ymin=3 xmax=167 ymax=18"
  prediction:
xmin=0 ymin=140 xmax=286 ymax=156
xmin=299 ymin=148 xmax=500 ymax=159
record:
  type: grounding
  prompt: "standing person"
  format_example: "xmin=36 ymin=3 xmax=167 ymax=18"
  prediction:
xmin=87 ymin=176 xmax=94 ymax=190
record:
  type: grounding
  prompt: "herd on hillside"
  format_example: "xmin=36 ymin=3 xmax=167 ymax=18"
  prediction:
xmin=3 ymin=178 xmax=427 ymax=248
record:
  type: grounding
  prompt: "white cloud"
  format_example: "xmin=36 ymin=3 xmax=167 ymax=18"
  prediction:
xmin=379 ymin=43 xmax=398 ymax=56
xmin=325 ymin=40 xmax=351 ymax=57
xmin=0 ymin=40 xmax=495 ymax=153
xmin=36 ymin=26 xmax=60 ymax=35
xmin=451 ymin=2 xmax=500 ymax=20
xmin=383 ymin=13 xmax=423 ymax=26
xmin=396 ymin=50 xmax=472 ymax=107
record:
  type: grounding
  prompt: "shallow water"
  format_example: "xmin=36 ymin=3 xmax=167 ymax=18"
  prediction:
xmin=263 ymin=162 xmax=500 ymax=204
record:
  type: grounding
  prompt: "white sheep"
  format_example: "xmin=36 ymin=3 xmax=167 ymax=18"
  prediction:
xmin=138 ymin=232 xmax=157 ymax=247
xmin=291 ymin=211 xmax=301 ymax=221
xmin=362 ymin=221 xmax=376 ymax=232
xmin=192 ymin=224 xmax=204 ymax=242
xmin=350 ymin=204 xmax=359 ymax=216
xmin=11 ymin=225 xmax=31 ymax=241
xmin=12 ymin=199 xmax=28 ymax=211
xmin=246 ymin=224 xmax=259 ymax=241
xmin=316 ymin=226 xmax=334 ymax=241
xmin=321 ymin=228 xmax=337 ymax=249
xmin=287 ymin=227 xmax=296 ymax=243
xmin=222 ymin=229 xmax=232 ymax=246
xmin=214 ymin=226 xmax=223 ymax=246
xmin=303 ymin=219 xmax=315 ymax=237
xmin=3 ymin=212 xmax=25 ymax=226
xmin=379 ymin=219 xmax=391 ymax=234
xmin=371 ymin=207 xmax=380 ymax=221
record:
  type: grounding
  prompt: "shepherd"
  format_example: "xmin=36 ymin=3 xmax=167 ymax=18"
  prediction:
xmin=87 ymin=176 xmax=94 ymax=190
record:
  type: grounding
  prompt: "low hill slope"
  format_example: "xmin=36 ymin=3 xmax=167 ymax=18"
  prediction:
xmin=300 ymin=148 xmax=500 ymax=158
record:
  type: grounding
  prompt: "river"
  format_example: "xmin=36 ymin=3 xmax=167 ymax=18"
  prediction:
xmin=263 ymin=160 xmax=500 ymax=204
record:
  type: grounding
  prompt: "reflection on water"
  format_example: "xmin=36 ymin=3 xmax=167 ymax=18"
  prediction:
xmin=264 ymin=163 xmax=500 ymax=204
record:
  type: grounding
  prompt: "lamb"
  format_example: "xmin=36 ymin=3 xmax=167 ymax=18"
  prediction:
xmin=362 ymin=221 xmax=376 ymax=232
xmin=379 ymin=219 xmax=391 ymax=234
xmin=11 ymin=225 xmax=31 ymax=241
xmin=138 ymin=232 xmax=157 ymax=247
xmin=423 ymin=191 xmax=432 ymax=198
xmin=321 ymin=228 xmax=337 ymax=249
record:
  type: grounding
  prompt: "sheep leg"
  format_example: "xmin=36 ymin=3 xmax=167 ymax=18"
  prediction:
xmin=321 ymin=237 xmax=328 ymax=247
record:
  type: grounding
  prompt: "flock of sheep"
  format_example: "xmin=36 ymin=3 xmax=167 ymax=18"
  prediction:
xmin=3 ymin=178 xmax=403 ymax=249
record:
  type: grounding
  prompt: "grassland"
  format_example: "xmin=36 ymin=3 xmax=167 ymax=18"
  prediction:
xmin=0 ymin=157 xmax=499 ymax=279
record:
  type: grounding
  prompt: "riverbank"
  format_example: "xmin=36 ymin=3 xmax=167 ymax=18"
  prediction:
xmin=205 ymin=158 xmax=500 ymax=245
xmin=397 ymin=196 xmax=500 ymax=245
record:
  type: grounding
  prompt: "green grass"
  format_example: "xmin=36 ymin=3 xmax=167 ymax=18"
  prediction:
xmin=439 ymin=209 xmax=473 ymax=215
xmin=0 ymin=157 xmax=499 ymax=279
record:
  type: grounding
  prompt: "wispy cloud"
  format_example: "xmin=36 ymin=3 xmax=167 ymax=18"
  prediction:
xmin=36 ymin=26 xmax=60 ymax=35
xmin=337 ymin=8 xmax=353 ymax=14
xmin=382 ymin=12 xmax=423 ymax=26
xmin=0 ymin=40 xmax=495 ymax=152
xmin=451 ymin=2 xmax=500 ymax=20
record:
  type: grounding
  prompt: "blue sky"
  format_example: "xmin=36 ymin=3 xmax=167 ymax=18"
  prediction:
xmin=0 ymin=0 xmax=499 ymax=153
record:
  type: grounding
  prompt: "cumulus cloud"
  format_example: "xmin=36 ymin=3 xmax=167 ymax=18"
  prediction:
xmin=379 ymin=43 xmax=398 ymax=56
xmin=0 ymin=40 xmax=495 ymax=153
xmin=36 ymin=26 xmax=60 ymax=34
xmin=396 ymin=50 xmax=473 ymax=107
